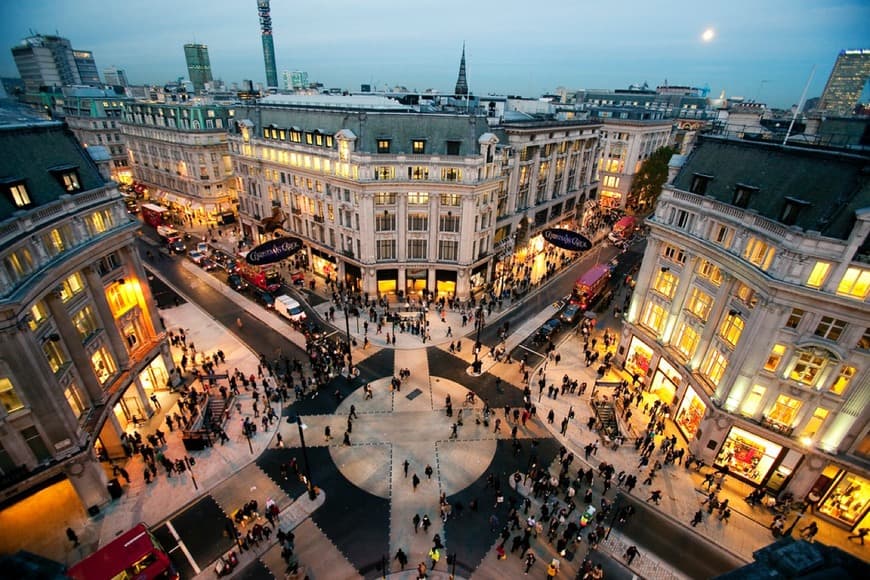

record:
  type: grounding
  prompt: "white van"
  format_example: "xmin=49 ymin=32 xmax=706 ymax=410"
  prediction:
xmin=274 ymin=295 xmax=307 ymax=322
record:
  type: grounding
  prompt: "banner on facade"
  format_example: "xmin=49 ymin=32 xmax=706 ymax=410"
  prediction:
xmin=246 ymin=237 xmax=303 ymax=265
xmin=542 ymin=228 xmax=592 ymax=252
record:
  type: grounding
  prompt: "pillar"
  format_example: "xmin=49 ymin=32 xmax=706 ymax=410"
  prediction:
xmin=65 ymin=453 xmax=111 ymax=513
xmin=98 ymin=413 xmax=126 ymax=459
xmin=45 ymin=291 xmax=104 ymax=404
xmin=120 ymin=245 xmax=164 ymax=336
xmin=133 ymin=376 xmax=154 ymax=416
xmin=83 ymin=265 xmax=130 ymax=370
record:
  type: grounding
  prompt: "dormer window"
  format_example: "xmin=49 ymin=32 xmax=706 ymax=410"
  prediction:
xmin=377 ymin=139 xmax=391 ymax=154
xmin=49 ymin=165 xmax=82 ymax=193
xmin=412 ymin=140 xmax=426 ymax=154
xmin=689 ymin=173 xmax=713 ymax=194
xmin=732 ymin=183 xmax=758 ymax=208
xmin=2 ymin=178 xmax=32 ymax=207
xmin=780 ymin=196 xmax=811 ymax=226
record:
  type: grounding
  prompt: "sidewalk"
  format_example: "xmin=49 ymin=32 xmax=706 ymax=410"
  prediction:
xmin=509 ymin=291 xmax=870 ymax=568
xmin=0 ymin=297 xmax=319 ymax=572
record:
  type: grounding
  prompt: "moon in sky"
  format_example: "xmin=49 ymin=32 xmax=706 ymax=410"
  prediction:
xmin=702 ymin=28 xmax=715 ymax=42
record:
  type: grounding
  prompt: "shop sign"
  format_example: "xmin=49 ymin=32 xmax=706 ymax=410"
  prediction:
xmin=542 ymin=228 xmax=592 ymax=252
xmin=246 ymin=237 xmax=303 ymax=265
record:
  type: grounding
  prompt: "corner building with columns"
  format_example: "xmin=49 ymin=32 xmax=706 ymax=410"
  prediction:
xmin=0 ymin=108 xmax=171 ymax=512
xmin=229 ymin=94 xmax=601 ymax=301
xmin=618 ymin=134 xmax=870 ymax=531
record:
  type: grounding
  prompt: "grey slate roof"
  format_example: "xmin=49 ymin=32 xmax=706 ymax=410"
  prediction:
xmin=234 ymin=104 xmax=492 ymax=156
xmin=672 ymin=135 xmax=870 ymax=240
xmin=0 ymin=120 xmax=106 ymax=221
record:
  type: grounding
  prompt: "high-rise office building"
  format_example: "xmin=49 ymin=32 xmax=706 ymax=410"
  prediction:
xmin=817 ymin=49 xmax=870 ymax=116
xmin=282 ymin=70 xmax=308 ymax=91
xmin=257 ymin=0 xmax=279 ymax=88
xmin=73 ymin=49 xmax=100 ymax=85
xmin=10 ymin=34 xmax=100 ymax=93
xmin=103 ymin=66 xmax=129 ymax=87
xmin=183 ymin=43 xmax=213 ymax=92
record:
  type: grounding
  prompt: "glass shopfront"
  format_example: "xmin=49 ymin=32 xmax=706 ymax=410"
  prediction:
xmin=625 ymin=336 xmax=654 ymax=378
xmin=715 ymin=426 xmax=782 ymax=485
xmin=377 ymin=269 xmax=398 ymax=295
xmin=818 ymin=469 xmax=870 ymax=529
xmin=649 ymin=358 xmax=682 ymax=404
xmin=435 ymin=270 xmax=457 ymax=298
xmin=406 ymin=269 xmax=428 ymax=295
xmin=311 ymin=249 xmax=336 ymax=279
xmin=675 ymin=385 xmax=706 ymax=440
xmin=138 ymin=354 xmax=169 ymax=394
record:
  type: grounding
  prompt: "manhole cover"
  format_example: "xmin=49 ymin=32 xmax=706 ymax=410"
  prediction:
xmin=406 ymin=388 xmax=423 ymax=400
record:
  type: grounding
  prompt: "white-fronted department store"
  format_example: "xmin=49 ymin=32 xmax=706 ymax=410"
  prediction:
xmin=616 ymin=135 xmax=870 ymax=531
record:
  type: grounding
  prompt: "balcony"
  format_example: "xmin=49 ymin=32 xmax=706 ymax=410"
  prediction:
xmin=759 ymin=416 xmax=794 ymax=437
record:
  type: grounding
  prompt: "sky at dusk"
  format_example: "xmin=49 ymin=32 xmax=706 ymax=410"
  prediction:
xmin=1 ymin=0 xmax=868 ymax=108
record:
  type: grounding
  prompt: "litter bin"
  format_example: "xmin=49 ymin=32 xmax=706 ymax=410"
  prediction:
xmin=107 ymin=478 xmax=124 ymax=500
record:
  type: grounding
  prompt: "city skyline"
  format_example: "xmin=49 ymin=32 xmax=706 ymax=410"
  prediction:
xmin=1 ymin=0 xmax=869 ymax=108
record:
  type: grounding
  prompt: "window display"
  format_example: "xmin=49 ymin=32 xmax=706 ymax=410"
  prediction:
xmin=676 ymin=386 xmax=706 ymax=440
xmin=625 ymin=336 xmax=653 ymax=377
xmin=819 ymin=471 xmax=870 ymax=527
xmin=714 ymin=426 xmax=782 ymax=484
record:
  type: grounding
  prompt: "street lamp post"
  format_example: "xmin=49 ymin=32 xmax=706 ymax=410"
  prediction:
xmin=244 ymin=424 xmax=253 ymax=454
xmin=295 ymin=415 xmax=317 ymax=500
xmin=344 ymin=302 xmax=354 ymax=381
xmin=473 ymin=307 xmax=484 ymax=363
xmin=783 ymin=502 xmax=810 ymax=538
xmin=606 ymin=492 xmax=624 ymax=539
xmin=184 ymin=456 xmax=198 ymax=490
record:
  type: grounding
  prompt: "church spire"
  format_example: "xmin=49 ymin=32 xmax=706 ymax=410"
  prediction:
xmin=454 ymin=43 xmax=468 ymax=96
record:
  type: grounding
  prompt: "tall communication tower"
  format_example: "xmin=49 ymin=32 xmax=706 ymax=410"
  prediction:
xmin=257 ymin=0 xmax=278 ymax=88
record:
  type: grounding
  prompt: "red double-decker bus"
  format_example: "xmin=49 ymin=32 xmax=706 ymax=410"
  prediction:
xmin=67 ymin=523 xmax=178 ymax=580
xmin=140 ymin=203 xmax=169 ymax=228
xmin=236 ymin=251 xmax=282 ymax=292
xmin=571 ymin=263 xmax=611 ymax=310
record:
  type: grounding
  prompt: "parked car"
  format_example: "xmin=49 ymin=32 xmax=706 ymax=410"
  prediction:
xmin=211 ymin=250 xmax=235 ymax=271
xmin=561 ymin=304 xmax=581 ymax=325
xmin=249 ymin=288 xmax=275 ymax=309
xmin=227 ymin=274 xmax=249 ymax=291
xmin=534 ymin=318 xmax=561 ymax=343
xmin=301 ymin=320 xmax=325 ymax=340
xmin=188 ymin=250 xmax=206 ymax=265
xmin=169 ymin=239 xmax=187 ymax=254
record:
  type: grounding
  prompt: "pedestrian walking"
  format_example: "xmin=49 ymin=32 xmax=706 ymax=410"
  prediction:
xmin=66 ymin=527 xmax=79 ymax=547
xmin=404 ymin=459 xmax=410 ymax=477
xmin=343 ymin=430 xmax=351 ymax=445
xmin=691 ymin=509 xmax=704 ymax=527
xmin=848 ymin=527 xmax=869 ymax=544
xmin=395 ymin=548 xmax=408 ymax=569
xmin=325 ymin=426 xmax=332 ymax=441
xmin=800 ymin=521 xmax=819 ymax=541
xmin=425 ymin=464 xmax=433 ymax=479
xmin=624 ymin=545 xmax=640 ymax=565
xmin=422 ymin=514 xmax=432 ymax=532
xmin=646 ymin=490 xmax=662 ymax=504
xmin=524 ymin=551 xmax=536 ymax=574
xmin=413 ymin=473 xmax=421 ymax=491
xmin=413 ymin=513 xmax=421 ymax=533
